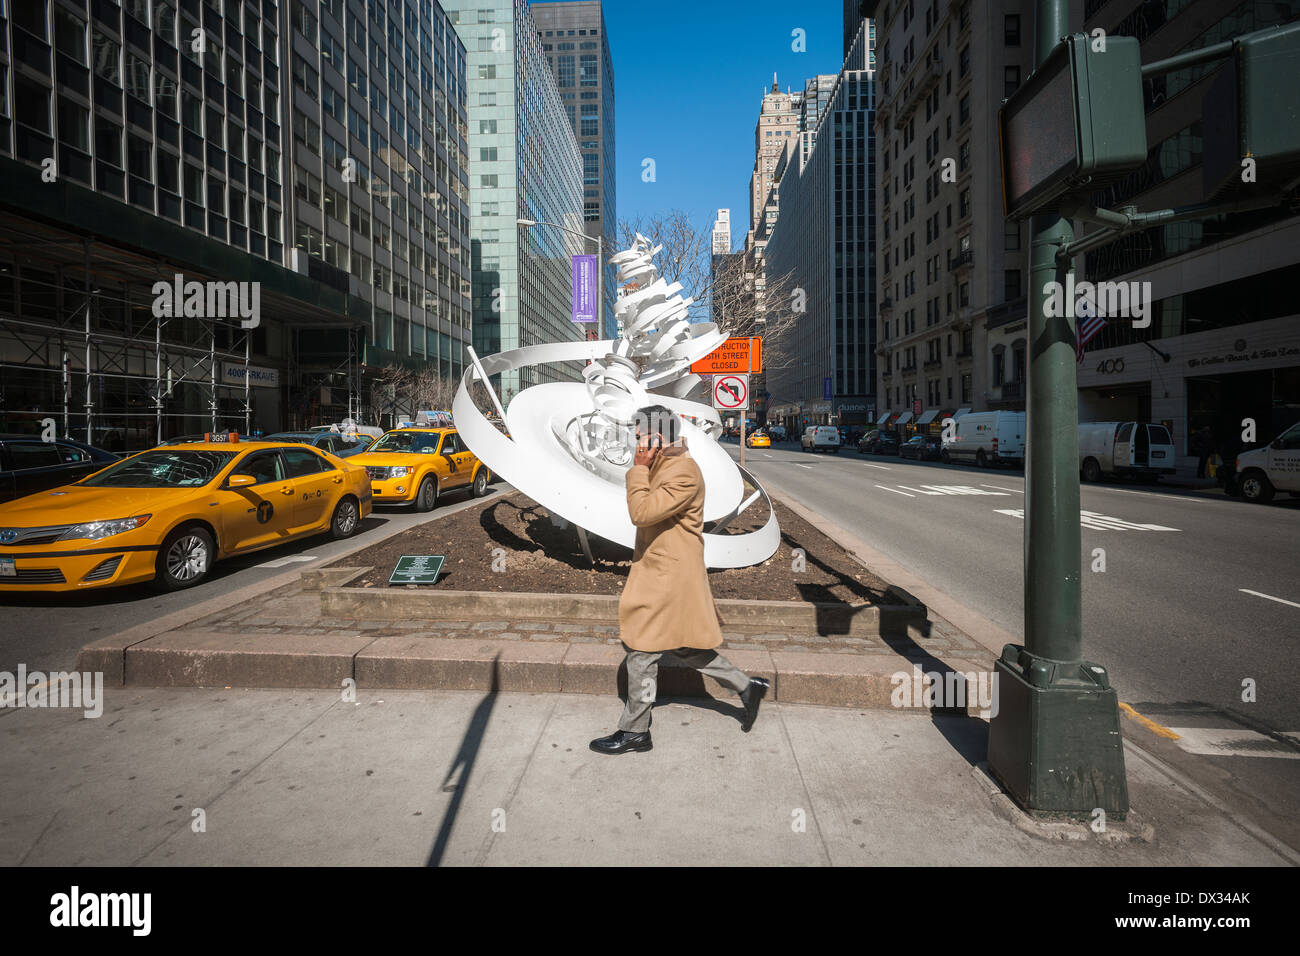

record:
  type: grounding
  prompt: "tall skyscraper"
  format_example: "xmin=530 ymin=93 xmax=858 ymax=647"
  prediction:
xmin=766 ymin=20 xmax=877 ymax=436
xmin=712 ymin=209 xmax=731 ymax=256
xmin=744 ymin=76 xmax=802 ymax=327
xmin=530 ymin=0 xmax=616 ymax=339
xmin=444 ymin=0 xmax=585 ymax=402
xmin=0 ymin=0 xmax=473 ymax=442
xmin=872 ymin=0 xmax=1035 ymax=434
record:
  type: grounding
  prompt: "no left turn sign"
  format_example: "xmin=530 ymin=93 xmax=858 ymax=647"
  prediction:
xmin=713 ymin=374 xmax=749 ymax=410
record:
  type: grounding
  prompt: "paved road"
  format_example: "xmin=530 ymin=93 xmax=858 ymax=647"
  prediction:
xmin=0 ymin=484 xmax=511 ymax=675
xmin=730 ymin=439 xmax=1300 ymax=840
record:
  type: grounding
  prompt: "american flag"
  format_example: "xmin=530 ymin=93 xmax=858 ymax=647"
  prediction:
xmin=1075 ymin=295 xmax=1107 ymax=364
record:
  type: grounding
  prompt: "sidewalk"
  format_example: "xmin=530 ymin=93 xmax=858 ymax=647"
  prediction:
xmin=0 ymin=684 xmax=1289 ymax=866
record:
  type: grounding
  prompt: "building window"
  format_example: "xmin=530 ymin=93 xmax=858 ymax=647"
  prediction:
xmin=1005 ymin=222 xmax=1020 ymax=251
xmin=1005 ymin=66 xmax=1021 ymax=97
xmin=1005 ymin=15 xmax=1021 ymax=46
xmin=992 ymin=346 xmax=1005 ymax=387
xmin=958 ymin=45 xmax=970 ymax=78
xmin=1004 ymin=269 xmax=1021 ymax=301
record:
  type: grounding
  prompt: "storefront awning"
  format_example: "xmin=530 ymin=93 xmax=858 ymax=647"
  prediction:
xmin=915 ymin=409 xmax=940 ymax=425
xmin=895 ymin=411 xmax=913 ymax=425
xmin=953 ymin=407 xmax=972 ymax=418
xmin=876 ymin=412 xmax=892 ymax=425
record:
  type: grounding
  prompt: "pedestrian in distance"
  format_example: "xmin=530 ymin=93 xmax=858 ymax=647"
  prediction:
xmin=590 ymin=405 xmax=770 ymax=755
xmin=1192 ymin=425 xmax=1215 ymax=479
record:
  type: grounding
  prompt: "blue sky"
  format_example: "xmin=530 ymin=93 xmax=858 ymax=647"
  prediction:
xmin=597 ymin=0 xmax=844 ymax=251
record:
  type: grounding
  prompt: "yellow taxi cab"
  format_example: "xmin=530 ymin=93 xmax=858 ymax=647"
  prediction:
xmin=746 ymin=432 xmax=772 ymax=448
xmin=350 ymin=427 xmax=490 ymax=511
xmin=0 ymin=440 xmax=371 ymax=593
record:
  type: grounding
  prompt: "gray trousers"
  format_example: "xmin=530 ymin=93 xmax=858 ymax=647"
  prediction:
xmin=618 ymin=645 xmax=750 ymax=733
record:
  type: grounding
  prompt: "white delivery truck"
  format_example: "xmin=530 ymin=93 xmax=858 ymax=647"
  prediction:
xmin=1077 ymin=421 xmax=1176 ymax=482
xmin=940 ymin=411 xmax=1025 ymax=467
xmin=1234 ymin=421 xmax=1300 ymax=503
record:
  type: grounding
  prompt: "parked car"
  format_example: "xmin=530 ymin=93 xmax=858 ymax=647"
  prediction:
xmin=1235 ymin=420 xmax=1300 ymax=503
xmin=940 ymin=412 xmax=1025 ymax=467
xmin=899 ymin=434 xmax=943 ymax=461
xmin=264 ymin=431 xmax=372 ymax=458
xmin=768 ymin=426 xmax=786 ymax=442
xmin=859 ymin=429 xmax=901 ymax=455
xmin=0 ymin=441 xmax=371 ymax=592
xmin=350 ymin=427 xmax=491 ymax=510
xmin=0 ymin=435 xmax=119 ymax=504
xmin=1077 ymin=422 xmax=1176 ymax=483
xmin=801 ymin=426 xmax=841 ymax=453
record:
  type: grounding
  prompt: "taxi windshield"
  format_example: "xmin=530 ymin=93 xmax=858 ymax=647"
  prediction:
xmin=370 ymin=432 xmax=442 ymax=454
xmin=79 ymin=450 xmax=238 ymax=488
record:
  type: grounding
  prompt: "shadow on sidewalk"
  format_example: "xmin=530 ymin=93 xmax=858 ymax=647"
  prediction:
xmin=426 ymin=653 xmax=500 ymax=867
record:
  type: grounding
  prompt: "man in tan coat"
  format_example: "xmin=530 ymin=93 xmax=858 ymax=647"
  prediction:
xmin=590 ymin=405 xmax=769 ymax=755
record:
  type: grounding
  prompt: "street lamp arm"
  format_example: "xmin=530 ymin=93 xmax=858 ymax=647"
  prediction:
xmin=516 ymin=218 xmax=597 ymax=248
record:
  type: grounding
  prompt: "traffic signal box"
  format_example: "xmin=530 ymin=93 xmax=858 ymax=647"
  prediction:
xmin=1203 ymin=21 xmax=1300 ymax=199
xmin=999 ymin=34 xmax=1148 ymax=220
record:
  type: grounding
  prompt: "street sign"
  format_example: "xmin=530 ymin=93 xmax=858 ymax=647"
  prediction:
xmin=571 ymin=254 xmax=598 ymax=323
xmin=998 ymin=34 xmax=1147 ymax=219
xmin=713 ymin=374 xmax=749 ymax=411
xmin=823 ymin=377 xmax=832 ymax=401
xmin=913 ymin=399 xmax=923 ymax=416
xmin=389 ymin=555 xmax=445 ymax=585
xmin=690 ymin=336 xmax=763 ymax=375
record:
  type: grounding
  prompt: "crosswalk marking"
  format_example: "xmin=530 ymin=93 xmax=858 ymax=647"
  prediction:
xmin=876 ymin=484 xmax=915 ymax=497
xmin=1167 ymin=727 xmax=1300 ymax=760
xmin=896 ymin=484 xmax=1011 ymax=496
xmin=993 ymin=509 xmax=1180 ymax=531
xmin=980 ymin=484 xmax=1023 ymax=494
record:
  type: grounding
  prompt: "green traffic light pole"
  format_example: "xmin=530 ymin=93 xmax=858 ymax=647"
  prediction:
xmin=986 ymin=0 xmax=1130 ymax=819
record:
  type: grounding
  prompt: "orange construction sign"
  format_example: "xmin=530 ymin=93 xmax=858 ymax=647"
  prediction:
xmin=690 ymin=336 xmax=763 ymax=375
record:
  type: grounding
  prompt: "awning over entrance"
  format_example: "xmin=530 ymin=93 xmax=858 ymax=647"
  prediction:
xmin=876 ymin=412 xmax=892 ymax=425
xmin=895 ymin=411 xmax=913 ymax=425
xmin=953 ymin=407 xmax=972 ymax=418
xmin=915 ymin=409 xmax=940 ymax=425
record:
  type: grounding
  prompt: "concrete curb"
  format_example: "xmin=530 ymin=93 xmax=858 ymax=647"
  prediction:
xmin=318 ymin=581 xmax=922 ymax=637
xmin=110 ymin=629 xmax=993 ymax=712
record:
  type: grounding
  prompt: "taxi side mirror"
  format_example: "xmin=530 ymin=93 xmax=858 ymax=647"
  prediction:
xmin=228 ymin=474 xmax=257 ymax=488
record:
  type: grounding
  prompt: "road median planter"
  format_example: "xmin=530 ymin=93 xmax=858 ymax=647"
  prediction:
xmin=319 ymin=577 xmax=923 ymax=638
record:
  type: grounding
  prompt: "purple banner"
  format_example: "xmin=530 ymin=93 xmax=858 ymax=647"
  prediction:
xmin=571 ymin=254 xmax=598 ymax=323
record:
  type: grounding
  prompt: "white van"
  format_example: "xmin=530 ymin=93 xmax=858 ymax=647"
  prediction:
xmin=940 ymin=411 xmax=1025 ymax=467
xmin=1078 ymin=421 xmax=1176 ymax=482
xmin=802 ymin=425 xmax=841 ymax=453
xmin=1235 ymin=421 xmax=1300 ymax=503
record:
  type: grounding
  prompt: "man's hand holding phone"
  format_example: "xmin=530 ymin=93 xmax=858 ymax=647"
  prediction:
xmin=634 ymin=433 xmax=661 ymax=468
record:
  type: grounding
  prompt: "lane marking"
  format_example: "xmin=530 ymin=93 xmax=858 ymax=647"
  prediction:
xmin=1118 ymin=702 xmax=1180 ymax=740
xmin=1240 ymin=588 xmax=1300 ymax=609
xmin=981 ymin=484 xmax=1023 ymax=494
xmin=875 ymin=484 xmax=915 ymax=497
xmin=259 ymin=555 xmax=319 ymax=568
xmin=1166 ymin=727 xmax=1300 ymax=760
xmin=858 ymin=462 xmax=893 ymax=470
xmin=794 ymin=463 xmax=814 ymax=470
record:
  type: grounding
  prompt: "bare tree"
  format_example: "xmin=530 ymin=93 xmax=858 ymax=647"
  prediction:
xmin=367 ymin=364 xmax=413 ymax=428
xmin=616 ymin=210 xmax=804 ymax=371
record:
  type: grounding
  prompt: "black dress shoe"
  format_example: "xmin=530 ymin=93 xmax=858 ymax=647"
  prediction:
xmin=589 ymin=730 xmax=653 ymax=755
xmin=739 ymin=677 xmax=770 ymax=732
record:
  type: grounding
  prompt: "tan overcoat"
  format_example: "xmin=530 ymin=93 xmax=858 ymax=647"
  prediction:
xmin=618 ymin=445 xmax=723 ymax=652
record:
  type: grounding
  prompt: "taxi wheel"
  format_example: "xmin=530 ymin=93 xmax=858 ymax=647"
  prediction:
xmin=415 ymin=476 xmax=438 ymax=512
xmin=472 ymin=468 xmax=490 ymax=498
xmin=330 ymin=496 xmax=361 ymax=539
xmin=153 ymin=525 xmax=214 ymax=591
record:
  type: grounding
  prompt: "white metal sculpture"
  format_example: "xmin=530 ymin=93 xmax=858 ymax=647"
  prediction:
xmin=451 ymin=234 xmax=780 ymax=568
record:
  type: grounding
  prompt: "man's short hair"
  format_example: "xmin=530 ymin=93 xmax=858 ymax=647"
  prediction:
xmin=635 ymin=404 xmax=681 ymax=443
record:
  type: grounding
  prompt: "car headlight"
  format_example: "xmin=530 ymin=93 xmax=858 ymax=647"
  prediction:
xmin=390 ymin=466 xmax=410 ymax=478
xmin=57 ymin=515 xmax=152 ymax=541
